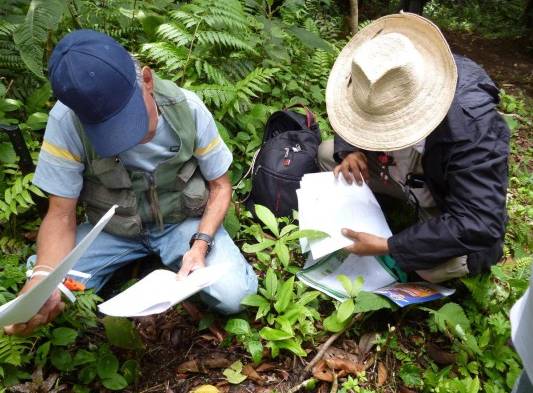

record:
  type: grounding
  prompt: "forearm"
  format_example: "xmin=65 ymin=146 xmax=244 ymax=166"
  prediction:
xmin=34 ymin=207 xmax=77 ymax=270
xmin=196 ymin=174 xmax=232 ymax=238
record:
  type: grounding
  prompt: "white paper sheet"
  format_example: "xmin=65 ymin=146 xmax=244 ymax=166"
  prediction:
xmin=0 ymin=206 xmax=117 ymax=327
xmin=98 ymin=263 xmax=231 ymax=317
xmin=297 ymin=172 xmax=392 ymax=259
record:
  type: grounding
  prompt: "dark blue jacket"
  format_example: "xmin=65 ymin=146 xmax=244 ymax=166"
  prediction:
xmin=334 ymin=55 xmax=510 ymax=274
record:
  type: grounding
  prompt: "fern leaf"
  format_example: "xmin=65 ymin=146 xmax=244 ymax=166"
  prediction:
xmin=141 ymin=42 xmax=188 ymax=73
xmin=13 ymin=0 xmax=67 ymax=78
xmin=197 ymin=31 xmax=256 ymax=53
xmin=156 ymin=22 xmax=192 ymax=47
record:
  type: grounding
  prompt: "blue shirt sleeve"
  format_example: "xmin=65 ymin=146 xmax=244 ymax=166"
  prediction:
xmin=183 ymin=90 xmax=232 ymax=181
xmin=33 ymin=102 xmax=85 ymax=199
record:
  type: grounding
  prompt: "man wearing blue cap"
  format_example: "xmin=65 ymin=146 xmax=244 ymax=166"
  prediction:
xmin=5 ymin=30 xmax=257 ymax=335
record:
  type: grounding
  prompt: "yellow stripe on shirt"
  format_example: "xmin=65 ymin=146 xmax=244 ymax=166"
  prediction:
xmin=194 ymin=136 xmax=220 ymax=156
xmin=41 ymin=140 xmax=81 ymax=162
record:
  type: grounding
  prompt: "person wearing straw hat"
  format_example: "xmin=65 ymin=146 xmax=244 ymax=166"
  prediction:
xmin=319 ymin=13 xmax=510 ymax=282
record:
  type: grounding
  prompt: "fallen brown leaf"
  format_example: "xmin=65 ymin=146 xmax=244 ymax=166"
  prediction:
xmin=358 ymin=333 xmax=378 ymax=357
xmin=312 ymin=360 xmax=334 ymax=382
xmin=426 ymin=342 xmax=457 ymax=366
xmin=177 ymin=356 xmax=232 ymax=373
xmin=377 ymin=362 xmax=388 ymax=387
xmin=325 ymin=358 xmax=365 ymax=374
xmin=243 ymin=364 xmax=264 ymax=384
xmin=256 ymin=363 xmax=276 ymax=372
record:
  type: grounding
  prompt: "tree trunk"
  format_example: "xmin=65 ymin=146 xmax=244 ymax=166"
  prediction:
xmin=349 ymin=0 xmax=359 ymax=35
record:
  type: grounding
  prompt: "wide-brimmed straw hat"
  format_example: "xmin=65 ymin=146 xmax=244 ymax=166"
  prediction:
xmin=326 ymin=13 xmax=457 ymax=151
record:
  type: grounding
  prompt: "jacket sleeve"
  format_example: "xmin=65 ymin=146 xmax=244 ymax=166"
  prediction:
xmin=333 ymin=134 xmax=358 ymax=163
xmin=388 ymin=107 xmax=510 ymax=272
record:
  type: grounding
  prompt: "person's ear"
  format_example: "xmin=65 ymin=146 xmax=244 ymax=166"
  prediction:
xmin=142 ymin=66 xmax=153 ymax=94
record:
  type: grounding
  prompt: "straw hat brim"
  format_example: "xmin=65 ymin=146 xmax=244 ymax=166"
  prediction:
xmin=326 ymin=13 xmax=457 ymax=152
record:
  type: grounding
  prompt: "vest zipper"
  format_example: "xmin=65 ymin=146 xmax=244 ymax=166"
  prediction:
xmin=146 ymin=173 xmax=164 ymax=231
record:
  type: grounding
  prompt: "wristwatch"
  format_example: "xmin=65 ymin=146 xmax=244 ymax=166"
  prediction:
xmin=189 ymin=232 xmax=214 ymax=255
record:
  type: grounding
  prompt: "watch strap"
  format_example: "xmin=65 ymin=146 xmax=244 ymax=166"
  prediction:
xmin=189 ymin=232 xmax=214 ymax=254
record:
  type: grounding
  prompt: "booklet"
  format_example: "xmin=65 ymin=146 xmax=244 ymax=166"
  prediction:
xmin=98 ymin=263 xmax=231 ymax=317
xmin=297 ymin=172 xmax=392 ymax=259
xmin=297 ymin=250 xmax=455 ymax=307
xmin=0 ymin=205 xmax=117 ymax=327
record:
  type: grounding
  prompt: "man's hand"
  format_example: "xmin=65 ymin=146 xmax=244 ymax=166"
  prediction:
xmin=177 ymin=242 xmax=208 ymax=280
xmin=334 ymin=152 xmax=369 ymax=185
xmin=4 ymin=278 xmax=64 ymax=336
xmin=342 ymin=228 xmax=389 ymax=256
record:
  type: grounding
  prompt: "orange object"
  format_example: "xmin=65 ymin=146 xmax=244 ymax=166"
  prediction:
xmin=63 ymin=277 xmax=86 ymax=291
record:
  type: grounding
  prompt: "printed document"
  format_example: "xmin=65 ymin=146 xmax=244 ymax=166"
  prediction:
xmin=0 ymin=205 xmax=117 ymax=327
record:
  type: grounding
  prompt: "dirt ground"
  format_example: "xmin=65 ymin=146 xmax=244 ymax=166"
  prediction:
xmin=129 ymin=32 xmax=533 ymax=393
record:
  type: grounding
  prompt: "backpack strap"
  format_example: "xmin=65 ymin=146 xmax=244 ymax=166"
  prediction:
xmin=285 ymin=103 xmax=315 ymax=128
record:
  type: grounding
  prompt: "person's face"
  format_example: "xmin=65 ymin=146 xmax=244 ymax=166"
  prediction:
xmin=138 ymin=66 xmax=158 ymax=144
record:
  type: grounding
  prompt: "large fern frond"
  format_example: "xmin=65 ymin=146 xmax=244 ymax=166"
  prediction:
xmin=141 ymin=42 xmax=188 ymax=73
xmin=194 ymin=59 xmax=229 ymax=85
xmin=0 ymin=334 xmax=32 ymax=367
xmin=156 ymin=22 xmax=192 ymax=47
xmin=12 ymin=0 xmax=67 ymax=79
xmin=196 ymin=31 xmax=256 ymax=53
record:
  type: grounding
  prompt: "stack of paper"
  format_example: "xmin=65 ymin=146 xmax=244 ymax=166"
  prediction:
xmin=98 ymin=263 xmax=231 ymax=317
xmin=297 ymin=172 xmax=392 ymax=259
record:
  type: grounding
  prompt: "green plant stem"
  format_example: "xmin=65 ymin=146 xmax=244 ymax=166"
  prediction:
xmin=180 ymin=21 xmax=202 ymax=85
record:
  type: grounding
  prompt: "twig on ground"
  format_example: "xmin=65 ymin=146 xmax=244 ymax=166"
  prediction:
xmin=304 ymin=315 xmax=361 ymax=374
xmin=287 ymin=378 xmax=317 ymax=393
xmin=330 ymin=373 xmax=338 ymax=393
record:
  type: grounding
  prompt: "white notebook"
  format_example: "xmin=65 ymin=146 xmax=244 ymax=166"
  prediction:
xmin=98 ymin=263 xmax=231 ymax=317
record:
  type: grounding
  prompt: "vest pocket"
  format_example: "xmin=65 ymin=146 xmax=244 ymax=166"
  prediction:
xmin=81 ymin=180 xmax=138 ymax=215
xmin=87 ymin=207 xmax=142 ymax=237
xmin=175 ymin=160 xmax=198 ymax=190
xmin=183 ymin=172 xmax=208 ymax=216
xmin=91 ymin=158 xmax=132 ymax=189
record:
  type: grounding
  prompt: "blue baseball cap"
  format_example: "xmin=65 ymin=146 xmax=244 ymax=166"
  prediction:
xmin=48 ymin=30 xmax=148 ymax=157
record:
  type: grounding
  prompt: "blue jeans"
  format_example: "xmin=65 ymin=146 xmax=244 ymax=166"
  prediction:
xmin=31 ymin=218 xmax=257 ymax=315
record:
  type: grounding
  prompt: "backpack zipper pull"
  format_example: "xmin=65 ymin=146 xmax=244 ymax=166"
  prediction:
xmin=283 ymin=147 xmax=291 ymax=167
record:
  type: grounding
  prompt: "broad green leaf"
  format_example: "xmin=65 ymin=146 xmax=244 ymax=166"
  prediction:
xmin=425 ymin=302 xmax=471 ymax=337
xmin=0 ymin=98 xmax=23 ymax=112
xmin=223 ymin=361 xmax=247 ymax=384
xmin=97 ymin=353 xmax=119 ymax=379
xmin=102 ymin=373 xmax=129 ymax=390
xmin=50 ymin=348 xmax=73 ymax=371
xmin=351 ymin=275 xmax=364 ymax=297
xmin=241 ymin=294 xmax=269 ymax=307
xmin=51 ymin=327 xmax=78 ymax=346
xmin=78 ymin=366 xmax=96 ymax=384
xmin=242 ymin=239 xmax=275 ymax=253
xmin=279 ymin=223 xmax=298 ymax=238
xmin=323 ymin=312 xmax=350 ymax=333
xmin=73 ymin=349 xmax=96 ymax=367
xmin=295 ymin=290 xmax=320 ymax=306
xmin=274 ymin=276 xmax=294 ymax=313
xmin=337 ymin=298 xmax=355 ymax=322
xmin=224 ymin=318 xmax=251 ymax=336
xmin=223 ymin=204 xmax=240 ymax=238
xmin=275 ymin=316 xmax=294 ymax=335
xmin=103 ymin=316 xmax=144 ymax=350
xmin=353 ymin=291 xmax=393 ymax=313
xmin=282 ymin=304 xmax=306 ymax=324
xmin=265 ymin=268 xmax=278 ymax=299
xmin=25 ymin=82 xmax=51 ymax=113
xmin=287 ymin=26 xmax=334 ymax=53
xmin=24 ymin=112 xmax=48 ymax=130
xmin=34 ymin=341 xmax=51 ymax=367
xmin=259 ymin=327 xmax=293 ymax=341
xmin=273 ymin=339 xmax=307 ymax=357
xmin=255 ymin=204 xmax=279 ymax=237
xmin=13 ymin=0 xmax=67 ymax=78
xmin=337 ymin=274 xmax=352 ymax=297
xmin=246 ymin=339 xmax=263 ymax=364
xmin=285 ymin=229 xmax=329 ymax=241
xmin=121 ymin=359 xmax=140 ymax=385
xmin=0 ymin=143 xmax=17 ymax=164
xmin=274 ymin=241 xmax=290 ymax=267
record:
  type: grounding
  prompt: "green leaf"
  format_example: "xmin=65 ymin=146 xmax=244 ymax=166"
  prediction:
xmin=353 ymin=292 xmax=393 ymax=313
xmin=103 ymin=316 xmax=144 ymax=350
xmin=265 ymin=268 xmax=278 ymax=300
xmin=0 ymin=98 xmax=23 ymax=112
xmin=97 ymin=353 xmax=119 ymax=379
xmin=223 ymin=204 xmax=240 ymax=238
xmin=223 ymin=361 xmax=247 ymax=384
xmin=275 ymin=316 xmax=294 ymax=335
xmin=25 ymin=82 xmax=51 ymax=113
xmin=0 ymin=143 xmax=17 ymax=164
xmin=50 ymin=348 xmax=73 ymax=371
xmin=102 ymin=373 xmax=129 ymax=390
xmin=323 ymin=312 xmax=350 ymax=333
xmin=274 ymin=276 xmax=294 ymax=313
xmin=287 ymin=26 xmax=333 ymax=52
xmin=13 ymin=0 xmax=67 ymax=78
xmin=295 ymin=290 xmax=320 ymax=306
xmin=78 ymin=366 xmax=96 ymax=384
xmin=241 ymin=294 xmax=269 ymax=308
xmin=245 ymin=339 xmax=263 ymax=364
xmin=24 ymin=112 xmax=48 ymax=130
xmin=337 ymin=298 xmax=355 ymax=323
xmin=121 ymin=359 xmax=140 ymax=385
xmin=73 ymin=349 xmax=96 ymax=367
xmin=285 ymin=229 xmax=329 ymax=241
xmin=255 ymin=204 xmax=279 ymax=237
xmin=337 ymin=274 xmax=352 ymax=297
xmin=242 ymin=239 xmax=275 ymax=253
xmin=259 ymin=327 xmax=293 ymax=341
xmin=279 ymin=223 xmax=298 ymax=238
xmin=225 ymin=318 xmax=251 ymax=336
xmin=51 ymin=327 xmax=78 ymax=346
xmin=274 ymin=241 xmax=290 ymax=267
xmin=351 ymin=276 xmax=364 ymax=297
xmin=34 ymin=341 xmax=51 ymax=367
xmin=399 ymin=363 xmax=422 ymax=387
xmin=426 ymin=302 xmax=471 ymax=337
xmin=274 ymin=339 xmax=307 ymax=357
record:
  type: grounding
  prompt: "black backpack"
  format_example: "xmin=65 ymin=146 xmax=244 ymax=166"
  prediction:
xmin=246 ymin=106 xmax=321 ymax=217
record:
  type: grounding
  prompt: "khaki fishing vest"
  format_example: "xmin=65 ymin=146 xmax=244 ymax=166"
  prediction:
xmin=76 ymin=76 xmax=208 ymax=237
